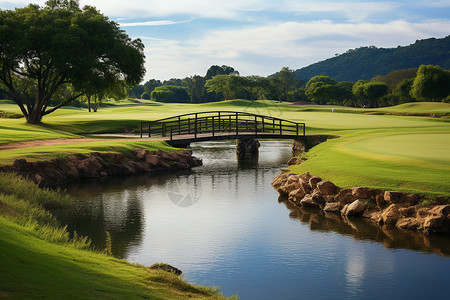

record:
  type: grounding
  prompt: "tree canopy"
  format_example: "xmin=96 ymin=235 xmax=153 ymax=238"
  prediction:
xmin=410 ymin=65 xmax=450 ymax=101
xmin=151 ymin=86 xmax=190 ymax=103
xmin=0 ymin=0 xmax=145 ymax=123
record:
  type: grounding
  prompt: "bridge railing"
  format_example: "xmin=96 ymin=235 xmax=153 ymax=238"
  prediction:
xmin=139 ymin=111 xmax=305 ymax=139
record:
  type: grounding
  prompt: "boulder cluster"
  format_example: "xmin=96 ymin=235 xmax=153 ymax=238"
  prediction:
xmin=272 ymin=172 xmax=450 ymax=234
xmin=3 ymin=148 xmax=202 ymax=187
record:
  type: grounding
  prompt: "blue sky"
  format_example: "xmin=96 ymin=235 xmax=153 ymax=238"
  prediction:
xmin=2 ymin=0 xmax=450 ymax=82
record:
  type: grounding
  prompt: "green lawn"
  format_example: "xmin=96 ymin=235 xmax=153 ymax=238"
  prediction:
xmin=1 ymin=99 xmax=449 ymax=196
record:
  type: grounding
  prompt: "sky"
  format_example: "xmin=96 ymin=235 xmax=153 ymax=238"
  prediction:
xmin=1 ymin=0 xmax=450 ymax=82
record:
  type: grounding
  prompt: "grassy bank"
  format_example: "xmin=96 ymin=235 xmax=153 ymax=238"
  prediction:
xmin=0 ymin=173 xmax=231 ymax=299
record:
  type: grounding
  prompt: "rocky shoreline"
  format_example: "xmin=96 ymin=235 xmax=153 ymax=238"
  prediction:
xmin=272 ymin=172 xmax=450 ymax=234
xmin=1 ymin=148 xmax=202 ymax=187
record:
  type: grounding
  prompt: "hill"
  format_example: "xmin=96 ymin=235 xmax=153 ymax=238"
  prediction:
xmin=293 ymin=35 xmax=450 ymax=82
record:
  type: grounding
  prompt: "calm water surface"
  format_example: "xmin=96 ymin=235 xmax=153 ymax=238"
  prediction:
xmin=56 ymin=140 xmax=450 ymax=299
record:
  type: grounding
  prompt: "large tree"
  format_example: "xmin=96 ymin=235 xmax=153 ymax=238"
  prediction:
xmin=205 ymin=75 xmax=245 ymax=100
xmin=410 ymin=65 xmax=450 ymax=101
xmin=352 ymin=80 xmax=389 ymax=107
xmin=276 ymin=67 xmax=296 ymax=102
xmin=0 ymin=0 xmax=145 ymax=123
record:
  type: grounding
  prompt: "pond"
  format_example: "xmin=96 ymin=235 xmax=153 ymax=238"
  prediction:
xmin=55 ymin=140 xmax=450 ymax=299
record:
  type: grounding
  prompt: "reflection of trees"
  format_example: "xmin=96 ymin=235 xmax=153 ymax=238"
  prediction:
xmin=279 ymin=196 xmax=450 ymax=256
xmin=55 ymin=172 xmax=191 ymax=258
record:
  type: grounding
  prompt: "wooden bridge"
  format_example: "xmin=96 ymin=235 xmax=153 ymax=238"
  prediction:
xmin=139 ymin=111 xmax=306 ymax=147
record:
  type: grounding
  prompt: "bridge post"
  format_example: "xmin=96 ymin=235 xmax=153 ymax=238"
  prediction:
xmin=195 ymin=113 xmax=198 ymax=138
xmin=236 ymin=138 xmax=260 ymax=160
xmin=236 ymin=112 xmax=239 ymax=135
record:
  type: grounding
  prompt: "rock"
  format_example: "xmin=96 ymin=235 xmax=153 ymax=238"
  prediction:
xmin=352 ymin=187 xmax=374 ymax=199
xmin=287 ymin=182 xmax=300 ymax=192
xmin=341 ymin=200 xmax=366 ymax=217
xmin=384 ymin=191 xmax=405 ymax=204
xmin=33 ymin=173 xmax=43 ymax=183
xmin=399 ymin=206 xmax=416 ymax=217
xmin=381 ymin=204 xmax=399 ymax=225
xmin=423 ymin=215 xmax=449 ymax=234
xmin=299 ymin=172 xmax=312 ymax=183
xmin=287 ymin=174 xmax=300 ymax=184
xmin=289 ymin=188 xmax=305 ymax=203
xmin=288 ymin=157 xmax=299 ymax=166
xmin=145 ymin=154 xmax=159 ymax=166
xmin=324 ymin=195 xmax=338 ymax=203
xmin=191 ymin=157 xmax=203 ymax=167
xmin=311 ymin=191 xmax=326 ymax=206
xmin=158 ymin=160 xmax=171 ymax=169
xmin=434 ymin=196 xmax=448 ymax=205
xmin=316 ymin=180 xmax=339 ymax=196
xmin=366 ymin=210 xmax=381 ymax=221
xmin=172 ymin=162 xmax=190 ymax=169
xmin=101 ymin=152 xmax=125 ymax=162
xmin=272 ymin=173 xmax=289 ymax=192
xmin=416 ymin=207 xmax=430 ymax=218
xmin=397 ymin=217 xmax=421 ymax=230
xmin=427 ymin=205 xmax=450 ymax=217
xmin=300 ymin=181 xmax=312 ymax=194
xmin=337 ymin=189 xmax=354 ymax=205
xmin=176 ymin=149 xmax=192 ymax=156
xmin=376 ymin=194 xmax=386 ymax=209
xmin=405 ymin=194 xmax=420 ymax=206
xmin=148 ymin=263 xmax=182 ymax=276
xmin=133 ymin=161 xmax=151 ymax=172
xmin=156 ymin=149 xmax=178 ymax=161
xmin=324 ymin=202 xmax=340 ymax=213
xmin=300 ymin=195 xmax=320 ymax=208
xmin=78 ymin=155 xmax=104 ymax=177
xmin=309 ymin=176 xmax=322 ymax=189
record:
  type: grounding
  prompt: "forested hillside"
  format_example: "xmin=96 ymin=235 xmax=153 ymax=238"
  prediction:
xmin=294 ymin=36 xmax=450 ymax=82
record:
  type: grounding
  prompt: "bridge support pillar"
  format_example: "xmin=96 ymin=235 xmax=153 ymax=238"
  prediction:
xmin=236 ymin=138 xmax=260 ymax=160
xmin=292 ymin=138 xmax=307 ymax=157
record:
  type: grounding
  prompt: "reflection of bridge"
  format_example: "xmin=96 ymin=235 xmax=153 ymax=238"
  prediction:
xmin=139 ymin=111 xmax=306 ymax=149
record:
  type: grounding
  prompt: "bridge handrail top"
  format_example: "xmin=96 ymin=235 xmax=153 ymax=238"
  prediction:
xmin=141 ymin=111 xmax=305 ymax=125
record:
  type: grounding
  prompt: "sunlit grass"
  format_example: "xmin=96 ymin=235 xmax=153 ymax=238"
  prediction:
xmin=1 ymin=99 xmax=449 ymax=196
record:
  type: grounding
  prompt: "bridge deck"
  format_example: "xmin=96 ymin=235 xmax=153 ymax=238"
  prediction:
xmin=139 ymin=111 xmax=306 ymax=146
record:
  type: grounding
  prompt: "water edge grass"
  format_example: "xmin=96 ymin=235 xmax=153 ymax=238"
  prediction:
xmin=0 ymin=172 xmax=234 ymax=299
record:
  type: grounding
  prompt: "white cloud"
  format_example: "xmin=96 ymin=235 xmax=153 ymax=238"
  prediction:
xmin=80 ymin=0 xmax=402 ymax=21
xmin=119 ymin=20 xmax=190 ymax=27
xmin=285 ymin=1 xmax=404 ymax=22
xmin=141 ymin=19 xmax=450 ymax=80
xmin=423 ymin=0 xmax=450 ymax=7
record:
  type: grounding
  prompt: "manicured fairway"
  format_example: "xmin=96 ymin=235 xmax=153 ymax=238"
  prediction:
xmin=349 ymin=132 xmax=450 ymax=165
xmin=0 ymin=100 xmax=449 ymax=196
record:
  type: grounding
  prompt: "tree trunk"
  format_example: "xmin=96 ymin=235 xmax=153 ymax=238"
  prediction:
xmin=27 ymin=109 xmax=43 ymax=124
xmin=87 ymin=95 xmax=91 ymax=112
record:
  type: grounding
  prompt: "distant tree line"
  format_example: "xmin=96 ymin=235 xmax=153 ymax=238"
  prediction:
xmin=129 ymin=64 xmax=450 ymax=108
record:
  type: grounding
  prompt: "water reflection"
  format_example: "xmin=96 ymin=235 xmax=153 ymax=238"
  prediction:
xmin=279 ymin=196 xmax=450 ymax=256
xmin=53 ymin=140 xmax=450 ymax=299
